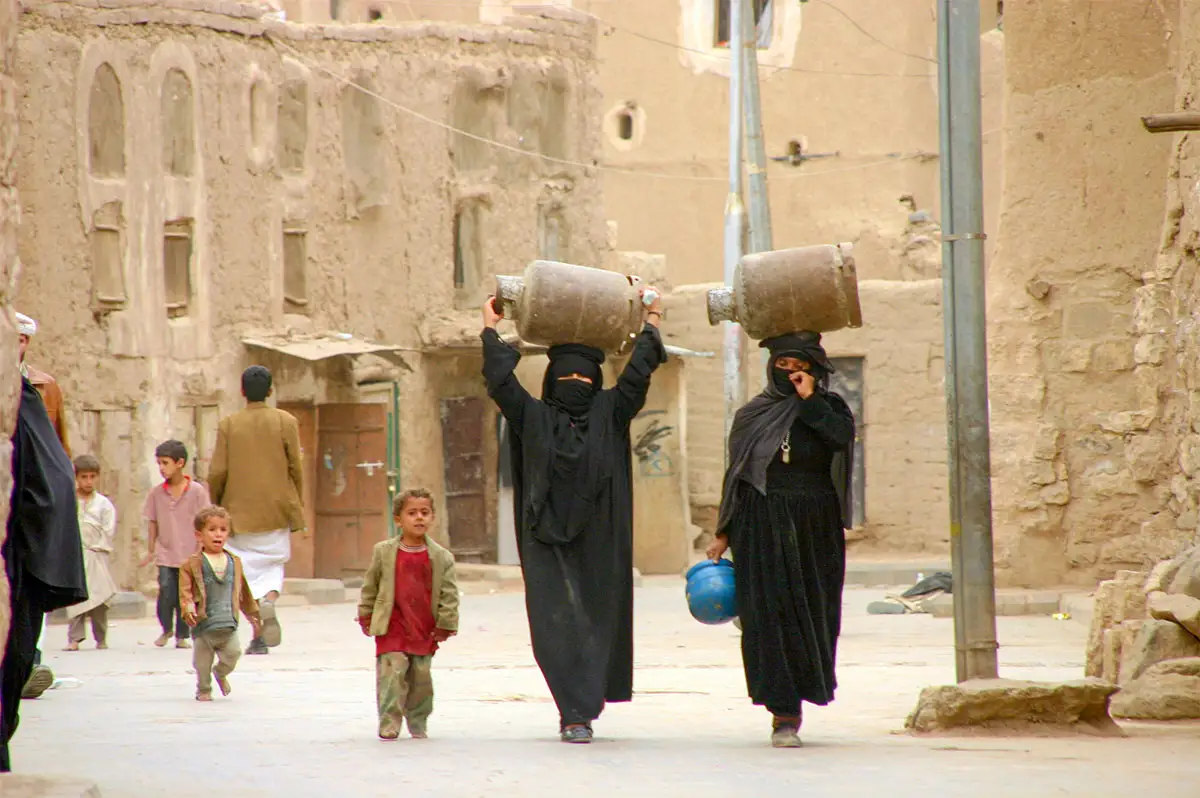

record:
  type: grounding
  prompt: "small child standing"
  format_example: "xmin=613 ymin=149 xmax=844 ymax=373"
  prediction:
xmin=179 ymin=506 xmax=262 ymax=701
xmin=358 ymin=489 xmax=459 ymax=740
xmin=64 ymin=455 xmax=118 ymax=651
xmin=142 ymin=440 xmax=210 ymax=649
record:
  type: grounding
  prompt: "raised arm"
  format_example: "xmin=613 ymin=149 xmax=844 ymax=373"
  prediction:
xmin=795 ymin=391 xmax=856 ymax=448
xmin=480 ymin=297 xmax=536 ymax=428
xmin=611 ymin=288 xmax=667 ymax=426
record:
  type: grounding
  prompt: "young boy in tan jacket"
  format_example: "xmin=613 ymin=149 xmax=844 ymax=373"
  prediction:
xmin=358 ymin=489 xmax=459 ymax=740
xmin=179 ymin=506 xmax=262 ymax=701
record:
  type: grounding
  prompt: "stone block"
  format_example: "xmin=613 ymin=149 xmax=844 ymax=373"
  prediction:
xmin=0 ymin=775 xmax=102 ymax=797
xmin=1166 ymin=544 xmax=1200 ymax=598
xmin=1146 ymin=554 xmax=1186 ymax=593
xmin=1134 ymin=333 xmax=1169 ymax=366
xmin=1091 ymin=340 xmax=1134 ymax=371
xmin=1084 ymin=571 xmax=1148 ymax=678
xmin=1124 ymin=433 xmax=1166 ymax=483
xmin=282 ymin=578 xmax=346 ymax=605
xmin=1147 ymin=591 xmax=1200 ymax=639
xmin=1118 ymin=619 xmax=1200 ymax=685
xmin=1111 ymin=658 xmax=1200 ymax=720
xmin=905 ymin=678 xmax=1121 ymax=735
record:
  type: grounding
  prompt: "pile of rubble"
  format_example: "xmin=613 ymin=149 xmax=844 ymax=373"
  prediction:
xmin=1086 ymin=543 xmax=1200 ymax=719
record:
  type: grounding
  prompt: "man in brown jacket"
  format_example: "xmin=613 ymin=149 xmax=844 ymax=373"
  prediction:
xmin=14 ymin=312 xmax=69 ymax=702
xmin=16 ymin=312 xmax=68 ymax=456
xmin=208 ymin=366 xmax=305 ymax=655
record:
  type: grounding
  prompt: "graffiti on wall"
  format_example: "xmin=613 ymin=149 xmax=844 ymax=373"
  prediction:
xmin=633 ymin=410 xmax=676 ymax=478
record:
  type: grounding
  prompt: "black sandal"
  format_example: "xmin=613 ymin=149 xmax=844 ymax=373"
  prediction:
xmin=560 ymin=723 xmax=593 ymax=744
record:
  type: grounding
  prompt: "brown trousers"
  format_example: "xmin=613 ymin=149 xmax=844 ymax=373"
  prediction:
xmin=376 ymin=652 xmax=434 ymax=737
xmin=67 ymin=606 xmax=108 ymax=646
xmin=193 ymin=628 xmax=242 ymax=696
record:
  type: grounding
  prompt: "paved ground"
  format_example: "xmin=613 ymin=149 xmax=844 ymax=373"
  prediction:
xmin=10 ymin=579 xmax=1200 ymax=798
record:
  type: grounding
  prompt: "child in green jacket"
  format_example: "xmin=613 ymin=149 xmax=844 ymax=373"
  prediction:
xmin=358 ymin=489 xmax=459 ymax=740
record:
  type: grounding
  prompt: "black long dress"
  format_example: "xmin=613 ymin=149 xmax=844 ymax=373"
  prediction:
xmin=1 ymin=379 xmax=88 ymax=771
xmin=723 ymin=392 xmax=855 ymax=716
xmin=481 ymin=325 xmax=665 ymax=727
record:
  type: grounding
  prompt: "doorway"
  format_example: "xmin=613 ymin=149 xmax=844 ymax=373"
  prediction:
xmin=828 ymin=357 xmax=866 ymax=528
xmin=314 ymin=403 xmax=389 ymax=578
xmin=440 ymin=396 xmax=493 ymax=563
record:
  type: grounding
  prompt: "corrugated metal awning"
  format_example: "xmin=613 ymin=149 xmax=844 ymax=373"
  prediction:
xmin=242 ymin=332 xmax=416 ymax=371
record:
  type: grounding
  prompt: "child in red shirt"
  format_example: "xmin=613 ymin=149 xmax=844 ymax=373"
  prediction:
xmin=357 ymin=489 xmax=460 ymax=740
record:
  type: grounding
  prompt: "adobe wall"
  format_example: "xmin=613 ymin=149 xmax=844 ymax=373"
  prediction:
xmin=987 ymin=0 xmax=1180 ymax=585
xmin=0 ymin=0 xmax=20 ymax=662
xmin=665 ymin=278 xmax=950 ymax=555
xmin=15 ymin=1 xmax=604 ymax=585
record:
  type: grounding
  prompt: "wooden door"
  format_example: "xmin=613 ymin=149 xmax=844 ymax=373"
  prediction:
xmin=315 ymin=403 xmax=388 ymax=578
xmin=829 ymin=357 xmax=866 ymax=528
xmin=440 ymin=397 xmax=493 ymax=563
xmin=278 ymin=403 xmax=317 ymax=579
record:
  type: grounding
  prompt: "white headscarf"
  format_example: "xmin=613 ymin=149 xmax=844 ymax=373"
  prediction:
xmin=15 ymin=312 xmax=36 ymax=337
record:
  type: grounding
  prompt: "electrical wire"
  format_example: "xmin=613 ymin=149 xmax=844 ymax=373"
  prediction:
xmin=810 ymin=0 xmax=938 ymax=64
xmin=269 ymin=34 xmax=976 ymax=183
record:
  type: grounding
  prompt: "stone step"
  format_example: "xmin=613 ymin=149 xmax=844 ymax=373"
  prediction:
xmin=0 ymin=775 xmax=102 ymax=797
xmin=925 ymin=589 xmax=1065 ymax=618
xmin=45 ymin=592 xmax=146 ymax=626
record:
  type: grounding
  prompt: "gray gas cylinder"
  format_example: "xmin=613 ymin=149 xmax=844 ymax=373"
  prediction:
xmin=495 ymin=260 xmax=646 ymax=354
xmin=706 ymin=243 xmax=862 ymax=339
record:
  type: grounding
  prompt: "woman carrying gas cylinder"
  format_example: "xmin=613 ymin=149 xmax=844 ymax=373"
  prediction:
xmin=480 ymin=289 xmax=666 ymax=744
xmin=706 ymin=331 xmax=855 ymax=748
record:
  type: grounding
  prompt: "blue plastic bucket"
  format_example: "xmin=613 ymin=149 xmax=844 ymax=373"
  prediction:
xmin=685 ymin=558 xmax=737 ymax=625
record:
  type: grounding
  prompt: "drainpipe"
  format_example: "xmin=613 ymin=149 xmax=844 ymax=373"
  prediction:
xmin=723 ymin=0 xmax=748 ymax=459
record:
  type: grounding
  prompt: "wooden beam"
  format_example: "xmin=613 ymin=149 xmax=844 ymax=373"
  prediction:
xmin=1142 ymin=112 xmax=1200 ymax=133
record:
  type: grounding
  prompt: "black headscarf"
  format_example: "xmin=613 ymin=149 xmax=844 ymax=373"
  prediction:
xmin=760 ymin=331 xmax=835 ymax=394
xmin=542 ymin=344 xmax=605 ymax=417
xmin=522 ymin=343 xmax=613 ymax=545
xmin=717 ymin=331 xmax=851 ymax=534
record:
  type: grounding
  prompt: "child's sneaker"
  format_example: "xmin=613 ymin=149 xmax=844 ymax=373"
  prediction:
xmin=214 ymin=672 xmax=231 ymax=696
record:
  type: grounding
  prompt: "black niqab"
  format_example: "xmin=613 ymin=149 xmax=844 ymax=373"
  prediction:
xmin=717 ymin=332 xmax=854 ymax=533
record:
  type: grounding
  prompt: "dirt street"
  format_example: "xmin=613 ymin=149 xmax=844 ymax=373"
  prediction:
xmin=11 ymin=580 xmax=1200 ymax=797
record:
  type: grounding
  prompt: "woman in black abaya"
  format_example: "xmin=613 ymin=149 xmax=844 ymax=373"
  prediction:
xmin=707 ymin=331 xmax=855 ymax=748
xmin=480 ymin=292 xmax=666 ymax=744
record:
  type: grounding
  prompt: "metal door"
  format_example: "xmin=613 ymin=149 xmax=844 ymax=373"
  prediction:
xmin=441 ymin=397 xmax=493 ymax=562
xmin=315 ymin=403 xmax=388 ymax=578
xmin=829 ymin=357 xmax=866 ymax=528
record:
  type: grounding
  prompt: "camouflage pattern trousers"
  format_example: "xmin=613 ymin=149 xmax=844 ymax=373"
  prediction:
xmin=376 ymin=652 xmax=434 ymax=738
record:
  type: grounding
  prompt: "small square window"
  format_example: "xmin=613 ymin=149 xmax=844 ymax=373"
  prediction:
xmin=715 ymin=0 xmax=774 ymax=49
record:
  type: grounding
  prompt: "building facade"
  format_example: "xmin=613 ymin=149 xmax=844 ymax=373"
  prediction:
xmin=15 ymin=0 xmax=607 ymax=587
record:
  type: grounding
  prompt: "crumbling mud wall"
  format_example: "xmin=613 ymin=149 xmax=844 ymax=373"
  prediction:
xmin=0 ymin=0 xmax=20 ymax=662
xmin=15 ymin=1 xmax=605 ymax=584
xmin=987 ymin=0 xmax=1179 ymax=586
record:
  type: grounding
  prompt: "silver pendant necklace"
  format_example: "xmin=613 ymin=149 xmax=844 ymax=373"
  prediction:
xmin=781 ymin=430 xmax=792 ymax=464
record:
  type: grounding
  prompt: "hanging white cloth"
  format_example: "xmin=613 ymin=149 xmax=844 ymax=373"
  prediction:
xmin=224 ymin=527 xmax=291 ymax=600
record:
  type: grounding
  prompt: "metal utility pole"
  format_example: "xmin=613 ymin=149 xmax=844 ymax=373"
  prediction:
xmin=741 ymin=0 xmax=773 ymax=255
xmin=722 ymin=0 xmax=748 ymax=453
xmin=937 ymin=0 xmax=999 ymax=682
xmin=739 ymin=0 xmax=774 ymax=386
